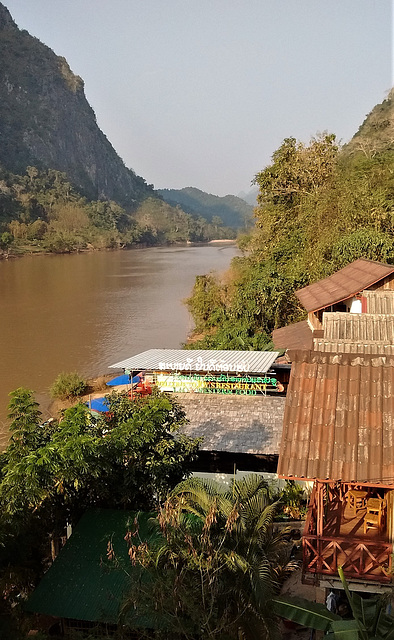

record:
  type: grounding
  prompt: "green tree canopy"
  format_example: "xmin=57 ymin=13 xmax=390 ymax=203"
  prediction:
xmin=0 ymin=388 xmax=200 ymax=611
xmin=1 ymin=388 xmax=199 ymax=520
xmin=186 ymin=132 xmax=394 ymax=349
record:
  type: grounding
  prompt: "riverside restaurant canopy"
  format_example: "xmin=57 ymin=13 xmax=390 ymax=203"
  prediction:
xmin=109 ymin=349 xmax=280 ymax=375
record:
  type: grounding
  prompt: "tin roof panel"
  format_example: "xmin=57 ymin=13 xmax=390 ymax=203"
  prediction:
xmin=109 ymin=349 xmax=280 ymax=375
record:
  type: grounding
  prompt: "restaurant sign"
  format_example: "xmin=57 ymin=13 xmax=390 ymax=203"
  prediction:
xmin=158 ymin=356 xmax=252 ymax=373
xmin=156 ymin=373 xmax=280 ymax=395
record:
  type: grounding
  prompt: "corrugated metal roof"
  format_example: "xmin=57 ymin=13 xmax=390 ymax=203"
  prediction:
xmin=26 ymin=509 xmax=159 ymax=624
xmin=109 ymin=349 xmax=280 ymax=374
xmin=313 ymin=312 xmax=394 ymax=354
xmin=322 ymin=312 xmax=394 ymax=342
xmin=277 ymin=350 xmax=394 ymax=485
xmin=296 ymin=259 xmax=394 ymax=313
xmin=313 ymin=340 xmax=394 ymax=355
xmin=272 ymin=320 xmax=313 ymax=351
xmin=364 ymin=290 xmax=394 ymax=314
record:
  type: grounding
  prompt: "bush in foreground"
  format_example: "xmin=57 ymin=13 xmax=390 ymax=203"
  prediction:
xmin=50 ymin=371 xmax=87 ymax=400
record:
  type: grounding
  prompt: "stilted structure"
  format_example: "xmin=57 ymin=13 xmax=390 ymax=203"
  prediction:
xmin=274 ymin=259 xmax=394 ymax=589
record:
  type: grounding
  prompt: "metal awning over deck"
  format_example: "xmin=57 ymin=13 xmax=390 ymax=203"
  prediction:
xmin=109 ymin=349 xmax=280 ymax=375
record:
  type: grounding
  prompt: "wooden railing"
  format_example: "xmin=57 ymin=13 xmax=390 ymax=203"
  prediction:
xmin=303 ymin=534 xmax=393 ymax=583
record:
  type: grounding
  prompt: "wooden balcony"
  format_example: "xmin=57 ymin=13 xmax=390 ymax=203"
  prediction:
xmin=303 ymin=482 xmax=393 ymax=583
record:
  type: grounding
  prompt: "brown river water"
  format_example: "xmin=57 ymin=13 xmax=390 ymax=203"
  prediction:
xmin=0 ymin=244 xmax=239 ymax=445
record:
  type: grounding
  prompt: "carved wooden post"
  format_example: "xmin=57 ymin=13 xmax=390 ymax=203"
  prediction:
xmin=316 ymin=481 xmax=323 ymax=574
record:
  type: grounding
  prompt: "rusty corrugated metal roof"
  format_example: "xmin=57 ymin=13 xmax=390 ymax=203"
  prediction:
xmin=364 ymin=290 xmax=394 ymax=314
xmin=277 ymin=350 xmax=394 ymax=485
xmin=296 ymin=259 xmax=394 ymax=312
xmin=272 ymin=320 xmax=313 ymax=351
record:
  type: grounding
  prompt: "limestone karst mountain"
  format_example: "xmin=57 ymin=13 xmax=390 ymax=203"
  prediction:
xmin=0 ymin=2 xmax=153 ymax=208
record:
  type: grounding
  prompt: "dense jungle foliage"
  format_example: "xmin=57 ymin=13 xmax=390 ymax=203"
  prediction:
xmin=0 ymin=166 xmax=235 ymax=255
xmin=186 ymin=104 xmax=394 ymax=349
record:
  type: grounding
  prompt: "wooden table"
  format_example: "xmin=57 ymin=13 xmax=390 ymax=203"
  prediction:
xmin=348 ymin=489 xmax=368 ymax=515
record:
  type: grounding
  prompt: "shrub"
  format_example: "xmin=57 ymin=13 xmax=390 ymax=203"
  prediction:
xmin=50 ymin=372 xmax=87 ymax=400
xmin=279 ymin=480 xmax=307 ymax=520
xmin=0 ymin=231 xmax=13 ymax=250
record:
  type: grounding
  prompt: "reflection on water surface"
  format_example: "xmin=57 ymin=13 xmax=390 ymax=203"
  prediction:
xmin=0 ymin=244 xmax=238 ymax=442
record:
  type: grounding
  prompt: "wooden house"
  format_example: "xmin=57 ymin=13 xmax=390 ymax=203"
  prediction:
xmin=273 ymin=258 xmax=394 ymax=352
xmin=274 ymin=259 xmax=394 ymax=588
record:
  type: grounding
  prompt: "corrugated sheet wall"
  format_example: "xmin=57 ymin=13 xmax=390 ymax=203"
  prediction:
xmin=364 ymin=290 xmax=394 ymax=314
xmin=323 ymin=313 xmax=394 ymax=342
xmin=314 ymin=313 xmax=394 ymax=354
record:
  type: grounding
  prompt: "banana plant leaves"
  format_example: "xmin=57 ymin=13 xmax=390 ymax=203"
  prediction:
xmin=272 ymin=595 xmax=341 ymax=631
xmin=272 ymin=592 xmax=394 ymax=640
xmin=328 ymin=619 xmax=363 ymax=640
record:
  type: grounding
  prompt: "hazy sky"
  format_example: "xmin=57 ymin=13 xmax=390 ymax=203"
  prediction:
xmin=4 ymin=0 xmax=393 ymax=197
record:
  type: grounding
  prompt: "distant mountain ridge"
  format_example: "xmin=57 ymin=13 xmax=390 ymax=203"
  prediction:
xmin=237 ymin=187 xmax=258 ymax=206
xmin=158 ymin=187 xmax=253 ymax=229
xmin=0 ymin=2 xmax=153 ymax=208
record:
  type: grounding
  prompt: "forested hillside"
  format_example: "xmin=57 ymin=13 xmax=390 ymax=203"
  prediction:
xmin=158 ymin=187 xmax=253 ymax=229
xmin=344 ymin=88 xmax=394 ymax=157
xmin=0 ymin=167 xmax=236 ymax=254
xmin=186 ymin=91 xmax=394 ymax=350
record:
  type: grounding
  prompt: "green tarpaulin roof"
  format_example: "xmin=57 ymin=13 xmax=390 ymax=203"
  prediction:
xmin=26 ymin=509 xmax=158 ymax=625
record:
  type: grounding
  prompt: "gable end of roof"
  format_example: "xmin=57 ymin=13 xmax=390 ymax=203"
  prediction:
xmin=296 ymin=259 xmax=394 ymax=313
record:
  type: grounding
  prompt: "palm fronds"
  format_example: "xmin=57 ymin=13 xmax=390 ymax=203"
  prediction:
xmin=126 ymin=474 xmax=297 ymax=640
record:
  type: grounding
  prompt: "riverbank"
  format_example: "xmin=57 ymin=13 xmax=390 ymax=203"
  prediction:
xmin=0 ymin=239 xmax=237 ymax=261
xmin=47 ymin=374 xmax=113 ymax=419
